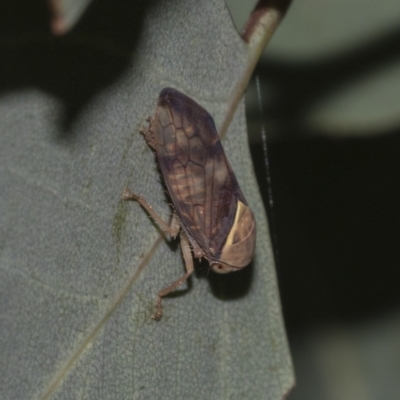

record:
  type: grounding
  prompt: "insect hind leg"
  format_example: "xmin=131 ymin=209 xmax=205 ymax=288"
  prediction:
xmin=152 ymin=230 xmax=194 ymax=320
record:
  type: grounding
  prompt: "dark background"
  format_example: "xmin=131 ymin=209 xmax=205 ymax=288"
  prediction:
xmin=239 ymin=2 xmax=400 ymax=396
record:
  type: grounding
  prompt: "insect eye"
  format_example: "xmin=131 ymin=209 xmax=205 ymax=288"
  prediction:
xmin=211 ymin=263 xmax=234 ymax=274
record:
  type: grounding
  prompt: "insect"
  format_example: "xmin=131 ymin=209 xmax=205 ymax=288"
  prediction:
xmin=122 ymin=88 xmax=256 ymax=320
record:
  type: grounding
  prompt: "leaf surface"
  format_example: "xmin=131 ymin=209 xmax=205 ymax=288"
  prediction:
xmin=0 ymin=1 xmax=293 ymax=399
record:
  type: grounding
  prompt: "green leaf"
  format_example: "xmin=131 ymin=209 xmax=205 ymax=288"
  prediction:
xmin=0 ymin=1 xmax=293 ymax=399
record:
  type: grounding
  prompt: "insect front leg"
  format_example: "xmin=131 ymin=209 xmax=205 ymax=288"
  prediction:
xmin=122 ymin=188 xmax=180 ymax=238
xmin=152 ymin=230 xmax=194 ymax=320
xmin=139 ymin=116 xmax=156 ymax=149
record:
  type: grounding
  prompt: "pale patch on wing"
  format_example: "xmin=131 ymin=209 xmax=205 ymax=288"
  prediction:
xmin=189 ymin=135 xmax=206 ymax=166
xmin=175 ymin=128 xmax=189 ymax=165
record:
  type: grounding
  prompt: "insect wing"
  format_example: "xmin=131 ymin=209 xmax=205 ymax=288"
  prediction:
xmin=152 ymin=88 xmax=247 ymax=259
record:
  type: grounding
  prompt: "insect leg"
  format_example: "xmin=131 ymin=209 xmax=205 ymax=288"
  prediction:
xmin=191 ymin=239 xmax=204 ymax=259
xmin=122 ymin=188 xmax=180 ymax=238
xmin=152 ymin=230 xmax=194 ymax=320
xmin=139 ymin=117 xmax=156 ymax=149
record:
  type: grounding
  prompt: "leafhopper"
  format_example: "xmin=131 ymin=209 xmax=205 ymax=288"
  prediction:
xmin=123 ymin=88 xmax=256 ymax=320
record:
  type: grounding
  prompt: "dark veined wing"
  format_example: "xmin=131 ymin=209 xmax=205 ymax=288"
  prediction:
xmin=152 ymin=88 xmax=247 ymax=258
